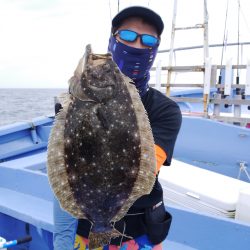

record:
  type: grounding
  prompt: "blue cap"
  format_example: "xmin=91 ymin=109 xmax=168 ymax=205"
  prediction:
xmin=112 ymin=6 xmax=164 ymax=36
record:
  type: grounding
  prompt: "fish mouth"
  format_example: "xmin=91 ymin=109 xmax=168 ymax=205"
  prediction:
xmin=89 ymin=84 xmax=115 ymax=90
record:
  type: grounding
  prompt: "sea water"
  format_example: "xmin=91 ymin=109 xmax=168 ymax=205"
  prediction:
xmin=0 ymin=88 xmax=66 ymax=127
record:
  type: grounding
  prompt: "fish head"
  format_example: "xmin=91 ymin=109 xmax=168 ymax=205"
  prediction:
xmin=80 ymin=44 xmax=123 ymax=103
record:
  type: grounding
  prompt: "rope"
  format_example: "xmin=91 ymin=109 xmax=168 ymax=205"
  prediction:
xmin=126 ymin=212 xmax=144 ymax=216
xmin=220 ymin=0 xmax=229 ymax=67
xmin=119 ymin=221 xmax=126 ymax=248
xmin=237 ymin=162 xmax=250 ymax=182
xmin=237 ymin=0 xmax=241 ymax=78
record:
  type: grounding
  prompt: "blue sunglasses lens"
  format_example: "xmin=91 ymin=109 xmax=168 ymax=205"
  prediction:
xmin=117 ymin=30 xmax=159 ymax=47
xmin=142 ymin=34 xmax=158 ymax=47
xmin=119 ymin=30 xmax=137 ymax=42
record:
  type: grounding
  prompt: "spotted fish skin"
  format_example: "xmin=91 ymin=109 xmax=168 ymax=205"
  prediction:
xmin=47 ymin=45 xmax=156 ymax=249
xmin=64 ymin=84 xmax=141 ymax=227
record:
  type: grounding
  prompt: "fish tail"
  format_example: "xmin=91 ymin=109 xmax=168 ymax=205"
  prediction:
xmin=88 ymin=228 xmax=121 ymax=250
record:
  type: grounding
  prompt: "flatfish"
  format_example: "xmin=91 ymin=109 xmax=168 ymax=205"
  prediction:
xmin=47 ymin=45 xmax=156 ymax=249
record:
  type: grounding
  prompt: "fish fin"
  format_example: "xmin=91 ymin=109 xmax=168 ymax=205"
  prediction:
xmin=68 ymin=45 xmax=93 ymax=101
xmin=88 ymin=228 xmax=121 ymax=250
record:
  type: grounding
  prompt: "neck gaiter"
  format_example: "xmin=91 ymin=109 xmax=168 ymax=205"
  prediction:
xmin=108 ymin=36 xmax=158 ymax=96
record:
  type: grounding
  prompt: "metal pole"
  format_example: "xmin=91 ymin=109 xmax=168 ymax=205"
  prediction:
xmin=203 ymin=0 xmax=210 ymax=115
xmin=203 ymin=0 xmax=209 ymax=60
xmin=166 ymin=0 xmax=178 ymax=96
xmin=158 ymin=42 xmax=250 ymax=54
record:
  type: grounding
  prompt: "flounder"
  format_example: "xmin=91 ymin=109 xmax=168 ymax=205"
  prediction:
xmin=47 ymin=45 xmax=156 ymax=249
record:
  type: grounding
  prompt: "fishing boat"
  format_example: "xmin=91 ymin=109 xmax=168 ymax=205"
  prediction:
xmin=1 ymin=0 xmax=250 ymax=249
xmin=1 ymin=103 xmax=250 ymax=250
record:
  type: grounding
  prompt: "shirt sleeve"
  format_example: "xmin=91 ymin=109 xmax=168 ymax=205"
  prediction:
xmin=53 ymin=196 xmax=78 ymax=250
xmin=151 ymin=100 xmax=182 ymax=166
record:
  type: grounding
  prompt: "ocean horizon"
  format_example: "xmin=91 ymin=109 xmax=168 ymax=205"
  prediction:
xmin=0 ymin=88 xmax=67 ymax=127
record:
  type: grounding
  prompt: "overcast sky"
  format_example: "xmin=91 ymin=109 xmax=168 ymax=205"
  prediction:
xmin=0 ymin=0 xmax=250 ymax=88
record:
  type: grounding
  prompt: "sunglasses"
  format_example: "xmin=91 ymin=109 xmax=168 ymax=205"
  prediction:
xmin=114 ymin=29 xmax=160 ymax=47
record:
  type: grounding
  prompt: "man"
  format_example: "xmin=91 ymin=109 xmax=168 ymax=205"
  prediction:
xmin=53 ymin=6 xmax=182 ymax=250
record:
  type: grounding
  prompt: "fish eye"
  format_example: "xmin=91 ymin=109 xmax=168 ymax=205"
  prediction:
xmin=86 ymin=65 xmax=91 ymax=71
xmin=102 ymin=63 xmax=111 ymax=72
xmin=91 ymin=70 xmax=99 ymax=78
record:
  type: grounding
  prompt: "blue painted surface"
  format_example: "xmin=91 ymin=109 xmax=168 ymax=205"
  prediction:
xmin=171 ymin=87 xmax=250 ymax=114
xmin=174 ymin=116 xmax=250 ymax=182
xmin=0 ymin=213 xmax=53 ymax=250
xmin=0 ymin=109 xmax=250 ymax=249
xmin=171 ymin=88 xmax=215 ymax=113
xmin=0 ymin=117 xmax=53 ymax=161
xmin=166 ymin=206 xmax=250 ymax=250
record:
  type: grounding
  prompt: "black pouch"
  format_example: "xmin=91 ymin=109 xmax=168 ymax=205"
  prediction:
xmin=144 ymin=202 xmax=172 ymax=244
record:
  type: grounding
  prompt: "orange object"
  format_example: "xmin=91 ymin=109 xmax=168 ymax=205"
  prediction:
xmin=155 ymin=145 xmax=167 ymax=173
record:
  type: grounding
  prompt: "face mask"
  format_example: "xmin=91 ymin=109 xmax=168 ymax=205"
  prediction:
xmin=108 ymin=36 xmax=158 ymax=96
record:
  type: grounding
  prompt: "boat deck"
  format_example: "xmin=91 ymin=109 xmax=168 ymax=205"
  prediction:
xmin=1 ymin=116 xmax=250 ymax=249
